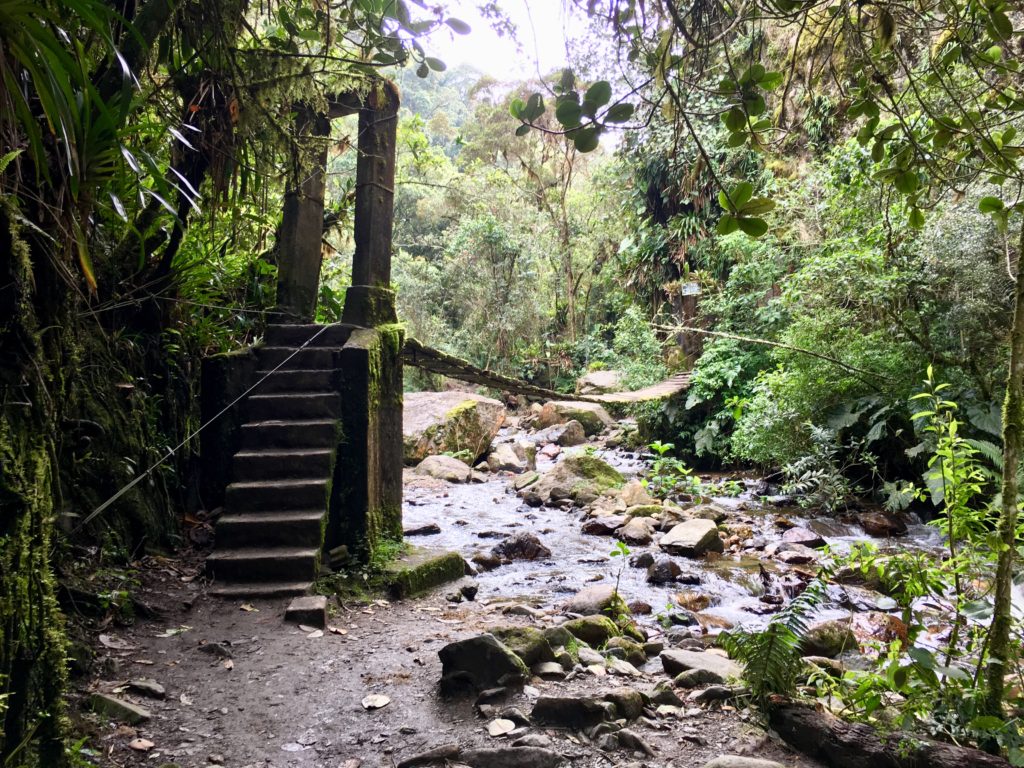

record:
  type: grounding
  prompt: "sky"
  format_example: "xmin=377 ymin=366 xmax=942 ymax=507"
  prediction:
xmin=425 ymin=0 xmax=589 ymax=79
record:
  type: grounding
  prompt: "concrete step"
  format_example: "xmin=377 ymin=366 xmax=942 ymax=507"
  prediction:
xmin=225 ymin=478 xmax=329 ymax=511
xmin=246 ymin=392 xmax=341 ymax=421
xmin=208 ymin=581 xmax=312 ymax=599
xmin=257 ymin=346 xmax=341 ymax=370
xmin=205 ymin=546 xmax=319 ymax=582
xmin=253 ymin=369 xmax=337 ymax=394
xmin=265 ymin=323 xmax=355 ymax=348
xmin=232 ymin=448 xmax=333 ymax=481
xmin=239 ymin=419 xmax=339 ymax=450
xmin=216 ymin=509 xmax=325 ymax=548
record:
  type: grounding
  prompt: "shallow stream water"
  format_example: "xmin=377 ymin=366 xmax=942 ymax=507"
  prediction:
xmin=402 ymin=426 xmax=949 ymax=637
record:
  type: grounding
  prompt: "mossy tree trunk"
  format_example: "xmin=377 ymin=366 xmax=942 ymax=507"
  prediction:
xmin=0 ymin=203 xmax=68 ymax=764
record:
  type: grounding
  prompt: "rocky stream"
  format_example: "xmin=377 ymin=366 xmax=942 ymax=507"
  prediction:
xmin=79 ymin=390 xmax=968 ymax=768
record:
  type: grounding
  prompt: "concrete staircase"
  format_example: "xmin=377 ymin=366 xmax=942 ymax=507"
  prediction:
xmin=206 ymin=324 xmax=352 ymax=598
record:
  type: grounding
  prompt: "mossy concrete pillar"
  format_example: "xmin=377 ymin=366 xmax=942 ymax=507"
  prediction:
xmin=328 ymin=325 xmax=404 ymax=557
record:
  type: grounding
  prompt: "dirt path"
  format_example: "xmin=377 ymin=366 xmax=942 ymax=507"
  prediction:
xmin=78 ymin=557 xmax=819 ymax=768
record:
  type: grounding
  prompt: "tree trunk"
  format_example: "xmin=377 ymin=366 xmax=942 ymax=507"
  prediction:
xmin=986 ymin=222 xmax=1024 ymax=715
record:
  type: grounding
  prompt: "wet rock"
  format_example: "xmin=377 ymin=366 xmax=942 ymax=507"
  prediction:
xmin=532 ymin=661 xmax=565 ymax=679
xmin=565 ymin=584 xmax=628 ymax=617
xmin=625 ymin=504 xmax=663 ymax=519
xmin=577 ymin=646 xmax=604 ymax=666
xmin=858 ymin=511 xmax=907 ymax=537
xmin=439 ymin=634 xmax=529 ymax=692
xmin=511 ymin=733 xmax=554 ymax=749
xmin=528 ymin=455 xmax=624 ymax=504
xmin=617 ymin=517 xmax=655 ymax=545
xmin=490 ymin=627 xmax=555 ymax=667
xmin=491 ymin=533 xmax=551 ymax=562
xmin=675 ymin=591 xmax=711 ymax=612
xmin=404 ymin=391 xmax=507 ymax=464
xmin=606 ymin=637 xmax=647 ymax=667
xmin=415 ymin=455 xmax=473 ymax=483
xmin=702 ymin=757 xmax=786 ymax=768
xmin=460 ymin=580 xmax=479 ymax=601
xmin=685 ymin=503 xmax=728 ymax=524
xmin=604 ymin=687 xmax=645 ymax=720
xmin=781 ymin=527 xmax=826 ymax=548
xmin=487 ymin=443 xmax=530 ymax=473
xmin=606 ymin=657 xmax=642 ymax=677
xmin=472 ymin=553 xmax=502 ymax=571
xmin=90 ymin=693 xmax=151 ymax=724
xmin=628 ymin=600 xmax=653 ymax=615
xmin=659 ymin=519 xmax=724 ymax=557
xmin=563 ymin=615 xmax=620 ymax=645
xmin=660 ymin=649 xmax=741 ymax=680
xmin=521 ymin=490 xmax=544 ymax=507
xmin=621 ymin=480 xmax=657 ymax=507
xmin=773 ymin=544 xmax=819 ymax=564
xmin=629 ymin=552 xmax=655 ymax=569
xmin=800 ymin=620 xmax=858 ymax=658
xmin=556 ymin=420 xmax=587 ymax=447
xmin=531 ymin=695 xmax=616 ymax=728
xmin=674 ymin=667 xmax=727 ymax=688
xmin=514 ymin=472 xmax=540 ymax=491
xmin=646 ymin=558 xmax=682 ymax=585
xmin=535 ymin=401 xmax=613 ymax=435
xmin=459 ymin=746 xmax=564 ymax=768
xmin=404 ymin=522 xmax=442 ymax=536
xmin=577 ymin=369 xmax=624 ymax=395
xmin=581 ymin=516 xmax=625 ymax=536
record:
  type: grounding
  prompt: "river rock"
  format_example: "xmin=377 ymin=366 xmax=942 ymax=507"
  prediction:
xmin=439 ymin=634 xmax=529 ymax=692
xmin=565 ymin=584 xmax=626 ymax=616
xmin=674 ymin=667 xmax=727 ymax=688
xmin=535 ymin=401 xmax=614 ymax=436
xmin=646 ymin=558 xmax=682 ymax=585
xmin=532 ymin=695 xmax=616 ymax=728
xmin=617 ymin=517 xmax=655 ymax=545
xmin=659 ymin=519 xmax=724 ymax=557
xmin=702 ymin=757 xmax=787 ymax=768
xmin=606 ymin=637 xmax=647 ymax=667
xmin=685 ymin=503 xmax=728 ymax=523
xmin=459 ymin=746 xmax=564 ymax=768
xmin=557 ymin=420 xmax=587 ymax=447
xmin=581 ymin=515 xmax=625 ymax=536
xmin=404 ymin=391 xmax=507 ymax=464
xmin=858 ymin=511 xmax=907 ymax=537
xmin=487 ymin=443 xmax=530 ymax=473
xmin=621 ymin=480 xmax=657 ymax=507
xmin=491 ymin=533 xmax=551 ymax=562
xmin=563 ymin=615 xmax=620 ymax=645
xmin=660 ymin=649 xmax=741 ymax=680
xmin=800 ymin=620 xmax=858 ymax=658
xmin=577 ymin=646 xmax=603 ymax=665
xmin=604 ymin=686 xmax=645 ymax=720
xmin=577 ymin=369 xmax=624 ymax=395
xmin=414 ymin=454 xmax=472 ymax=483
xmin=528 ymin=455 xmax=624 ymax=504
xmin=490 ymin=626 xmax=555 ymax=666
xmin=781 ymin=526 xmax=826 ymax=548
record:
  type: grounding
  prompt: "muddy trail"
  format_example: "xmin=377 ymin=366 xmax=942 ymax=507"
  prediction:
xmin=75 ymin=411 xmax=944 ymax=768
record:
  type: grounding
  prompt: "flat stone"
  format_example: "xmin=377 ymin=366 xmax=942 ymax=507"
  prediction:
xmin=415 ymin=454 xmax=473 ymax=483
xmin=702 ymin=756 xmax=786 ymax=768
xmin=404 ymin=522 xmax=441 ymax=536
xmin=581 ymin=516 xmax=625 ymax=536
xmin=535 ymin=401 xmax=613 ymax=435
xmin=565 ymin=584 xmax=623 ymax=616
xmin=285 ymin=595 xmax=328 ymax=628
xmin=531 ymin=695 xmax=615 ymax=728
xmin=781 ymin=526 xmax=826 ymax=548
xmin=514 ymin=472 xmax=540 ymax=491
xmin=578 ymin=646 xmax=604 ymax=665
xmin=532 ymin=661 xmax=565 ymax=679
xmin=674 ymin=667 xmax=725 ymax=688
xmin=126 ymin=678 xmax=166 ymax=699
xmin=386 ymin=548 xmax=466 ymax=598
xmin=91 ymin=693 xmax=151 ymax=724
xmin=617 ymin=517 xmax=655 ymax=545
xmin=459 ymin=746 xmax=564 ymax=768
xmin=659 ymin=519 xmax=724 ymax=557
xmin=660 ymin=649 xmax=741 ymax=680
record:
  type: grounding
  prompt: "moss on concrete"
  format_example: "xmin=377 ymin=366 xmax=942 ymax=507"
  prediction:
xmin=384 ymin=547 xmax=465 ymax=599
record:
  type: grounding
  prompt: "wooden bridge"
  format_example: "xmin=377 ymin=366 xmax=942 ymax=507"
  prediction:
xmin=403 ymin=337 xmax=691 ymax=404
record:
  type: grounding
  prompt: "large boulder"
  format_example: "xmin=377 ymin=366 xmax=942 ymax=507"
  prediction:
xmin=800 ymin=620 xmax=858 ymax=658
xmin=486 ymin=442 xmax=530 ymax=473
xmin=535 ymin=401 xmax=614 ymax=436
xmin=659 ymin=519 xmax=724 ymax=557
xmin=491 ymin=533 xmax=551 ymax=562
xmin=576 ymin=369 xmax=624 ymax=395
xmin=414 ymin=455 xmax=472 ymax=483
xmin=403 ymin=391 xmax=507 ymax=464
xmin=527 ymin=455 xmax=624 ymax=504
xmin=565 ymin=584 xmax=627 ymax=617
xmin=438 ymin=634 xmax=529 ymax=692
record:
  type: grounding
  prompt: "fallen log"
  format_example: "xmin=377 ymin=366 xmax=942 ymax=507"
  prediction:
xmin=767 ymin=698 xmax=1009 ymax=768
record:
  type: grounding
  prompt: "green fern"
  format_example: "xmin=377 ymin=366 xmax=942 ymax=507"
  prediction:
xmin=721 ymin=578 xmax=827 ymax=701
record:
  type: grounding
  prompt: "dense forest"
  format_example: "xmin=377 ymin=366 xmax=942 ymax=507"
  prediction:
xmin=4 ymin=0 xmax=1024 ymax=765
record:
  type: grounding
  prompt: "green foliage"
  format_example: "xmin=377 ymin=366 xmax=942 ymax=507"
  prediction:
xmin=721 ymin=578 xmax=828 ymax=702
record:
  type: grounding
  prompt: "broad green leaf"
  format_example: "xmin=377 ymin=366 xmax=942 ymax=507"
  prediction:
xmin=723 ymin=107 xmax=746 ymax=131
xmin=445 ymin=17 xmax=471 ymax=34
xmin=990 ymin=9 xmax=1013 ymax=42
xmin=908 ymin=207 xmax=925 ymax=229
xmin=731 ymin=182 xmax=753 ymax=208
xmin=737 ymin=216 xmax=768 ymax=237
xmin=555 ymin=99 xmax=583 ymax=127
xmin=979 ymin=196 xmax=1004 ymax=213
xmin=509 ymin=98 xmax=525 ymax=118
xmin=573 ymin=126 xmax=600 ymax=152
xmin=605 ymin=103 xmax=634 ymax=123
xmin=717 ymin=213 xmax=739 ymax=235
xmin=425 ymin=57 xmax=446 ymax=72
xmin=739 ymin=197 xmax=775 ymax=216
xmin=515 ymin=124 xmax=530 ymax=137
xmin=416 ymin=62 xmax=429 ymax=78
xmin=584 ymin=80 xmax=612 ymax=108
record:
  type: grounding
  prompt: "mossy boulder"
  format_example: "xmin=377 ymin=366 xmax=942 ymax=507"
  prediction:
xmin=438 ymin=634 xmax=529 ymax=692
xmin=385 ymin=548 xmax=466 ymax=598
xmin=403 ymin=392 xmax=506 ymax=464
xmin=562 ymin=615 xmax=620 ymax=646
xmin=535 ymin=401 xmax=614 ymax=435
xmin=528 ymin=455 xmax=624 ymax=504
xmin=489 ymin=626 xmax=555 ymax=666
xmin=800 ymin=620 xmax=858 ymax=658
xmin=606 ymin=636 xmax=647 ymax=667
